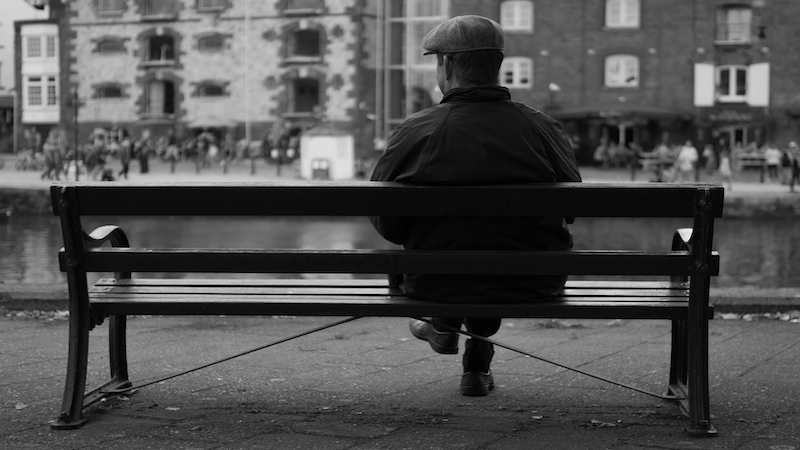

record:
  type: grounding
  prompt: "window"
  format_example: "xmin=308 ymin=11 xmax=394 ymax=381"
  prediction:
xmin=26 ymin=76 xmax=58 ymax=107
xmin=716 ymin=6 xmax=751 ymax=43
xmin=198 ymin=0 xmax=226 ymax=11
xmin=500 ymin=1 xmax=534 ymax=32
xmin=606 ymin=0 xmax=640 ymax=28
xmin=145 ymin=80 xmax=175 ymax=115
xmin=198 ymin=34 xmax=224 ymax=52
xmin=26 ymin=37 xmax=41 ymax=58
xmin=143 ymin=0 xmax=176 ymax=16
xmin=717 ymin=65 xmax=747 ymax=102
xmin=46 ymin=36 xmax=56 ymax=57
xmin=290 ymin=78 xmax=320 ymax=113
xmin=198 ymin=83 xmax=224 ymax=97
xmin=146 ymin=35 xmax=175 ymax=62
xmin=605 ymin=55 xmax=639 ymax=87
xmin=289 ymin=29 xmax=321 ymax=57
xmin=97 ymin=85 xmax=123 ymax=99
xmin=98 ymin=0 xmax=126 ymax=15
xmin=97 ymin=38 xmax=126 ymax=54
xmin=27 ymin=78 xmax=42 ymax=106
xmin=286 ymin=0 xmax=322 ymax=10
xmin=500 ymin=57 xmax=533 ymax=88
xmin=47 ymin=77 xmax=57 ymax=105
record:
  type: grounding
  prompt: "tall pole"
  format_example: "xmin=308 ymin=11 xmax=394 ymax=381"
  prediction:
xmin=72 ymin=85 xmax=79 ymax=181
xmin=245 ymin=0 xmax=254 ymax=175
xmin=11 ymin=89 xmax=19 ymax=153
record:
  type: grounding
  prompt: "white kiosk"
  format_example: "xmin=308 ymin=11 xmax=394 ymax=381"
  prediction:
xmin=299 ymin=123 xmax=354 ymax=180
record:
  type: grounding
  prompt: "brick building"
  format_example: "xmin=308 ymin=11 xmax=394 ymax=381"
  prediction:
xmin=33 ymin=0 xmax=378 ymax=159
xmin=380 ymin=0 xmax=800 ymax=164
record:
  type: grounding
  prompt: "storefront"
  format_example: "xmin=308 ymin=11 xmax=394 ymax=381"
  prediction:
xmin=550 ymin=102 xmax=686 ymax=165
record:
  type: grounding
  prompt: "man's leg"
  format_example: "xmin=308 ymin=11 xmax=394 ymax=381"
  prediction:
xmin=460 ymin=318 xmax=501 ymax=396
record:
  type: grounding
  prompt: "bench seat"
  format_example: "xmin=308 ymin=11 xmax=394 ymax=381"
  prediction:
xmin=90 ymin=278 xmax=709 ymax=320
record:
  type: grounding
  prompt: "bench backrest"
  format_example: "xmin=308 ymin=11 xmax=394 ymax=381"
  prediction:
xmin=51 ymin=181 xmax=723 ymax=278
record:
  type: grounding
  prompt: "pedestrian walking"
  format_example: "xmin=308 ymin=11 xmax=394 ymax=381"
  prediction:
xmin=764 ymin=143 xmax=782 ymax=181
xmin=675 ymin=140 xmax=699 ymax=182
xmin=118 ymin=136 xmax=132 ymax=179
xmin=702 ymin=144 xmax=716 ymax=176
xmin=789 ymin=144 xmax=800 ymax=193
xmin=718 ymin=149 xmax=733 ymax=191
xmin=782 ymin=142 xmax=797 ymax=184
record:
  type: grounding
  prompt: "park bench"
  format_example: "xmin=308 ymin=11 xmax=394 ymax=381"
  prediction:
xmin=50 ymin=181 xmax=723 ymax=436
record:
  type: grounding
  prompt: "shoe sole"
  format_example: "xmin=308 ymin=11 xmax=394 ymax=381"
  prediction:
xmin=460 ymin=382 xmax=494 ymax=397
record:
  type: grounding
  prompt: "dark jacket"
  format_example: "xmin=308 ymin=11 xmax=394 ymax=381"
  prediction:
xmin=370 ymin=86 xmax=582 ymax=303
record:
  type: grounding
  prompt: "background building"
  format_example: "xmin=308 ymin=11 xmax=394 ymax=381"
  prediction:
xmin=378 ymin=0 xmax=800 ymax=165
xmin=0 ymin=0 xmax=48 ymax=153
xmin=15 ymin=0 xmax=379 ymax=162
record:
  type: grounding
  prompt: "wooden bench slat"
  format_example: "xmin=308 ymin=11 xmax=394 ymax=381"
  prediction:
xmin=89 ymin=284 xmax=688 ymax=298
xmin=53 ymin=182 xmax=724 ymax=218
xmin=74 ymin=249 xmax=719 ymax=276
xmin=95 ymin=278 xmax=689 ymax=290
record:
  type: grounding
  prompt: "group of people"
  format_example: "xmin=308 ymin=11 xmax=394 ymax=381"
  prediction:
xmin=35 ymin=126 xmax=303 ymax=182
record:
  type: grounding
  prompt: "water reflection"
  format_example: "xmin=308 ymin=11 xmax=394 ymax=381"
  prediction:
xmin=1 ymin=215 xmax=797 ymax=288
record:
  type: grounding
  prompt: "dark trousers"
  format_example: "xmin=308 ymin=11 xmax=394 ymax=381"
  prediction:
xmin=432 ymin=317 xmax=500 ymax=373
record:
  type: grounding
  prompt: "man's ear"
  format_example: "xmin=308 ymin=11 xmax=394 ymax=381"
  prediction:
xmin=443 ymin=54 xmax=454 ymax=80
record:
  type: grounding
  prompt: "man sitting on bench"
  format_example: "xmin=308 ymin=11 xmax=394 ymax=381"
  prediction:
xmin=370 ymin=15 xmax=582 ymax=397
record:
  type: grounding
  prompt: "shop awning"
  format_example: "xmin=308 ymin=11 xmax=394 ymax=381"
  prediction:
xmin=549 ymin=102 xmax=682 ymax=121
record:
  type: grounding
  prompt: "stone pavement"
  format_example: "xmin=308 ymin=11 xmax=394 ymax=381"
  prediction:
xmin=1 ymin=314 xmax=799 ymax=450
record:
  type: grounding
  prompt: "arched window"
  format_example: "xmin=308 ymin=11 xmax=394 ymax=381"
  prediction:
xmin=147 ymin=35 xmax=175 ymax=62
xmin=606 ymin=0 xmax=640 ymax=28
xmin=605 ymin=55 xmax=639 ymax=87
xmin=500 ymin=1 xmax=534 ymax=32
xmin=500 ymin=57 xmax=533 ymax=89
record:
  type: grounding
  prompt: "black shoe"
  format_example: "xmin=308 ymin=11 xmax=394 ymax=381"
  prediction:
xmin=460 ymin=371 xmax=494 ymax=396
xmin=409 ymin=319 xmax=458 ymax=354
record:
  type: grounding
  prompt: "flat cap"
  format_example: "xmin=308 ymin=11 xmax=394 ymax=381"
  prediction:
xmin=422 ymin=15 xmax=504 ymax=55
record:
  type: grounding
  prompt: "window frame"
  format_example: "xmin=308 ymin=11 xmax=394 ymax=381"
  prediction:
xmin=500 ymin=57 xmax=533 ymax=89
xmin=26 ymin=36 xmax=42 ymax=58
xmin=96 ymin=84 xmax=124 ymax=99
xmin=605 ymin=0 xmax=640 ymax=29
xmin=715 ymin=6 xmax=752 ymax=44
xmin=500 ymin=1 xmax=534 ymax=33
xmin=98 ymin=0 xmax=127 ymax=16
xmin=97 ymin=38 xmax=127 ymax=55
xmin=198 ymin=34 xmax=225 ymax=53
xmin=604 ymin=54 xmax=640 ymax=88
xmin=25 ymin=76 xmax=58 ymax=108
xmin=716 ymin=65 xmax=747 ymax=103
xmin=197 ymin=0 xmax=228 ymax=12
xmin=197 ymin=83 xmax=225 ymax=97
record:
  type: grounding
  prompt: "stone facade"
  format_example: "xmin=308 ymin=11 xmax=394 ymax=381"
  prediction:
xmin=61 ymin=0 xmax=377 ymax=155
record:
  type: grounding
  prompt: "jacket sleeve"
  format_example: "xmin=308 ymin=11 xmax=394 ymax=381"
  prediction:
xmin=368 ymin=122 xmax=423 ymax=245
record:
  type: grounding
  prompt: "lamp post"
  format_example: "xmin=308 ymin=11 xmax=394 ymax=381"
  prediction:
xmin=70 ymin=85 xmax=84 ymax=181
xmin=10 ymin=88 xmax=19 ymax=153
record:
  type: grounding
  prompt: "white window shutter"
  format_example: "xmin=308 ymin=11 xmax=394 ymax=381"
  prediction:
xmin=694 ymin=63 xmax=715 ymax=106
xmin=747 ymin=63 xmax=770 ymax=107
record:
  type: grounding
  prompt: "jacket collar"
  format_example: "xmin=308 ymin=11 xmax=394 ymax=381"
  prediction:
xmin=440 ymin=86 xmax=511 ymax=104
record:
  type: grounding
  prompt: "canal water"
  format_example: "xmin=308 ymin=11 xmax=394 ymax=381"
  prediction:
xmin=1 ymin=215 xmax=797 ymax=288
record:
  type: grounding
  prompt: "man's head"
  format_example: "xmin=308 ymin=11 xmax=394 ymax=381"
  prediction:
xmin=421 ymin=15 xmax=505 ymax=93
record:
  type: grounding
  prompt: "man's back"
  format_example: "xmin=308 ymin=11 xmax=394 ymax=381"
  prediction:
xmin=371 ymin=86 xmax=581 ymax=302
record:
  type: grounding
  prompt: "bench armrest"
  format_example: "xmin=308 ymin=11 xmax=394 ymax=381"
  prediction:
xmin=85 ymin=225 xmax=131 ymax=280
